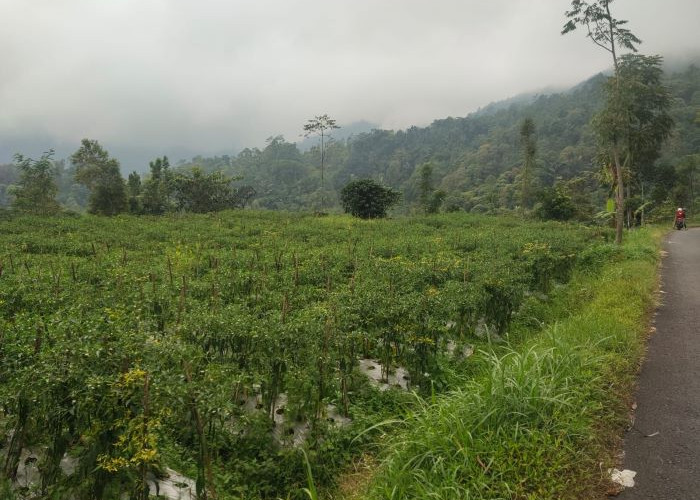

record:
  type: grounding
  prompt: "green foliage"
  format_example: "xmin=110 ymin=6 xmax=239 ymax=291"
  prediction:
xmin=141 ymin=156 xmax=172 ymax=215
xmin=171 ymin=167 xmax=254 ymax=213
xmin=301 ymin=450 xmax=319 ymax=500
xmin=562 ymin=0 xmax=643 ymax=243
xmin=592 ymin=54 xmax=675 ymax=239
xmin=519 ymin=117 xmax=537 ymax=209
xmin=303 ymin=115 xmax=340 ymax=211
xmin=0 ymin=163 xmax=19 ymax=207
xmin=12 ymin=62 xmax=699 ymax=220
xmin=619 ymin=55 xmax=674 ymax=168
xmin=127 ymin=171 xmax=142 ymax=214
xmin=595 ymin=54 xmax=674 ymax=163
xmin=418 ymin=163 xmax=433 ymax=213
xmin=416 ymin=164 xmax=445 ymax=215
xmin=71 ymin=139 xmax=128 ymax=215
xmin=365 ymin=228 xmax=659 ymax=500
xmin=562 ymin=0 xmax=641 ymax=58
xmin=535 ymin=186 xmax=577 ymax=221
xmin=0 ymin=479 xmax=16 ymax=500
xmin=670 ymin=153 xmax=700 ymax=211
xmin=0 ymin=211 xmax=603 ymax=498
xmin=340 ymin=179 xmax=401 ymax=219
xmin=10 ymin=151 xmax=60 ymax=215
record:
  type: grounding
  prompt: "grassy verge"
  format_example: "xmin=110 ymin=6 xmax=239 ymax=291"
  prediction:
xmin=353 ymin=228 xmax=661 ymax=500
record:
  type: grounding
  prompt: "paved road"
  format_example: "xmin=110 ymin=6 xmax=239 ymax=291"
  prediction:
xmin=618 ymin=228 xmax=700 ymax=499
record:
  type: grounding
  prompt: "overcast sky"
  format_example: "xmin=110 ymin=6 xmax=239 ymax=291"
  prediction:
xmin=1 ymin=0 xmax=699 ymax=169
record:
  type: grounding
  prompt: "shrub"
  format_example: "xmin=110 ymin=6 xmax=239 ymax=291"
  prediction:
xmin=340 ymin=179 xmax=401 ymax=219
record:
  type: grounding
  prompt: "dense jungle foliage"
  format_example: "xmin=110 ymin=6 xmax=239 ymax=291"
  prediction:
xmin=1 ymin=63 xmax=698 ymax=218
xmin=0 ymin=211 xmax=612 ymax=499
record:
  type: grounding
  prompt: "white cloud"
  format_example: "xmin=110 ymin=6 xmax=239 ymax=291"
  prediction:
xmin=0 ymin=0 xmax=698 ymax=166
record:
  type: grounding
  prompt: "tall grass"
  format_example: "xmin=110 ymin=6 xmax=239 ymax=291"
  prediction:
xmin=364 ymin=229 xmax=660 ymax=499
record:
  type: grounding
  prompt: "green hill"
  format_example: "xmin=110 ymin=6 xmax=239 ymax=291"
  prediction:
xmin=197 ymin=62 xmax=698 ymax=216
xmin=2 ymin=63 xmax=699 ymax=216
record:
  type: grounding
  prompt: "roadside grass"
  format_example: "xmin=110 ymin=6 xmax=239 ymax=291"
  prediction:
xmin=357 ymin=228 xmax=661 ymax=500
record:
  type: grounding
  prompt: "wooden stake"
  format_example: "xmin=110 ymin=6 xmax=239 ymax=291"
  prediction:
xmin=167 ymin=257 xmax=173 ymax=287
xmin=176 ymin=275 xmax=187 ymax=326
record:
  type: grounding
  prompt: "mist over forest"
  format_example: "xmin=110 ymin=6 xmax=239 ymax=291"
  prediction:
xmin=2 ymin=58 xmax=699 ymax=220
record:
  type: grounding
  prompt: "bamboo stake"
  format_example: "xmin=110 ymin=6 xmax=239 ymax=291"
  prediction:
xmin=167 ymin=257 xmax=174 ymax=287
xmin=176 ymin=275 xmax=187 ymax=327
xmin=293 ymin=253 xmax=299 ymax=288
xmin=140 ymin=372 xmax=150 ymax=500
xmin=183 ymin=362 xmax=217 ymax=500
xmin=281 ymin=293 xmax=290 ymax=323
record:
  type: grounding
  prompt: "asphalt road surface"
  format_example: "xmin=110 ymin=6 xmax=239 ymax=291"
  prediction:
xmin=618 ymin=228 xmax=700 ymax=499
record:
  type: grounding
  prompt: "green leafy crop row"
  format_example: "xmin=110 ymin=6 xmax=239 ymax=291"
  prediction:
xmin=0 ymin=211 xmax=607 ymax=499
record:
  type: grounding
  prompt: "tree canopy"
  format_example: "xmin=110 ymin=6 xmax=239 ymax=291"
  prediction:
xmin=3 ymin=61 xmax=699 ymax=222
xmin=340 ymin=178 xmax=401 ymax=219
xmin=10 ymin=151 xmax=60 ymax=215
xmin=171 ymin=167 xmax=255 ymax=213
xmin=303 ymin=114 xmax=340 ymax=211
xmin=71 ymin=139 xmax=127 ymax=215
xmin=562 ymin=0 xmax=675 ymax=242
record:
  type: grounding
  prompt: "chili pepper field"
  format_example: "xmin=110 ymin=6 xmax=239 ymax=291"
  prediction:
xmin=0 ymin=211 xmax=609 ymax=499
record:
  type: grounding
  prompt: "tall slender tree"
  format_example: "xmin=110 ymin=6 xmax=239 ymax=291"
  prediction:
xmin=519 ymin=118 xmax=537 ymax=210
xmin=127 ymin=171 xmax=142 ymax=214
xmin=602 ymin=54 xmax=673 ymax=226
xmin=303 ymin=114 xmax=339 ymax=211
xmin=418 ymin=163 xmax=434 ymax=214
xmin=417 ymin=163 xmax=445 ymax=214
xmin=563 ymin=0 xmax=641 ymax=243
xmin=142 ymin=156 xmax=172 ymax=215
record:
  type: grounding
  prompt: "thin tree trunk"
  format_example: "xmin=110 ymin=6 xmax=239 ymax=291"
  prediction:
xmin=606 ymin=2 xmax=619 ymax=74
xmin=320 ymin=131 xmax=325 ymax=211
xmin=613 ymin=146 xmax=624 ymax=245
xmin=140 ymin=373 xmax=151 ymax=500
xmin=641 ymin=182 xmax=645 ymax=226
xmin=605 ymin=1 xmax=623 ymax=243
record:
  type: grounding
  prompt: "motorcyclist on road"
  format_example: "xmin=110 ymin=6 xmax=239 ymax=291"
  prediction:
xmin=674 ymin=207 xmax=687 ymax=230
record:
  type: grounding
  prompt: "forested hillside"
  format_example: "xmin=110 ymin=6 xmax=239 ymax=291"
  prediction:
xmin=1 ymin=64 xmax=698 ymax=217
xmin=180 ymin=63 xmax=700 ymax=217
xmin=171 ymin=75 xmax=606 ymax=213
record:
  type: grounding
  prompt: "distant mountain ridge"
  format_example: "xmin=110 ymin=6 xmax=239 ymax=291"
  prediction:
xmin=3 ymin=58 xmax=699 ymax=215
xmin=214 ymin=63 xmax=698 ymax=214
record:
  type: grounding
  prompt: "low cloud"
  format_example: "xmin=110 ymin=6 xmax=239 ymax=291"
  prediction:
xmin=1 ymin=0 xmax=698 ymax=167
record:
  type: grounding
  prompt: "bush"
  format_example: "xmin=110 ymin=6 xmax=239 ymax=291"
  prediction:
xmin=339 ymin=179 xmax=401 ymax=219
xmin=535 ymin=187 xmax=576 ymax=221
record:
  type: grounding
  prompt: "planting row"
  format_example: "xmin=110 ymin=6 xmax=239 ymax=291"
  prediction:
xmin=0 ymin=212 xmax=606 ymax=499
